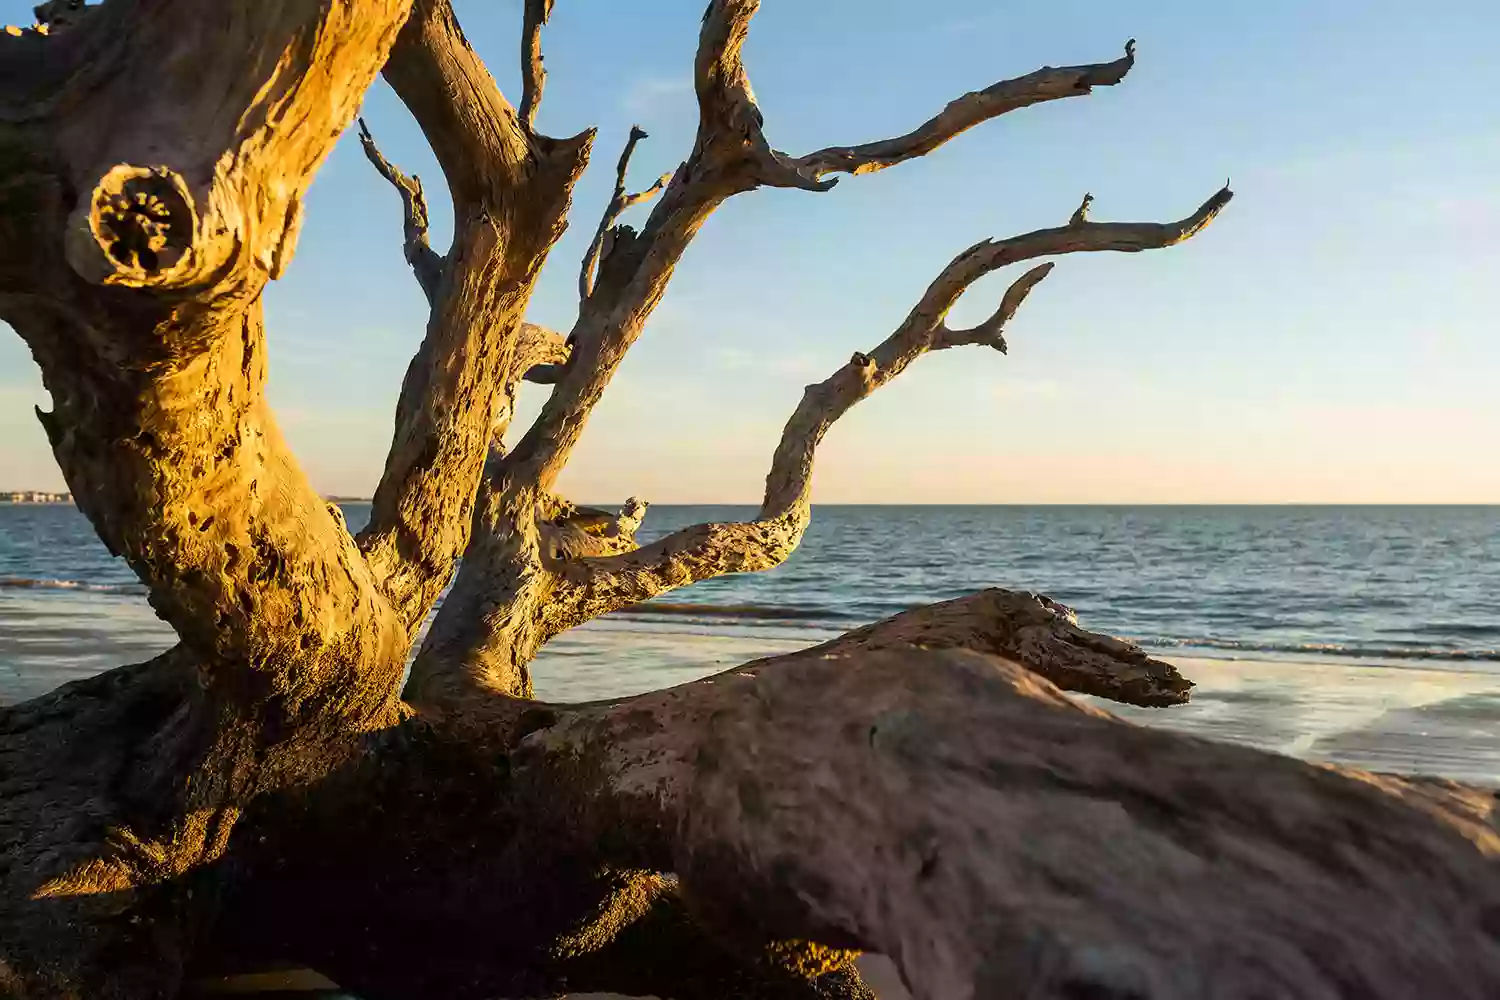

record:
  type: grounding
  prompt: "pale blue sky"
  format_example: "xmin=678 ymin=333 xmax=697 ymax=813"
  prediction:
xmin=3 ymin=0 xmax=1497 ymax=502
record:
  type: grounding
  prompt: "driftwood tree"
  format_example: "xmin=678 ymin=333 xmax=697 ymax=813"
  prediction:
xmin=2 ymin=2 xmax=1499 ymax=998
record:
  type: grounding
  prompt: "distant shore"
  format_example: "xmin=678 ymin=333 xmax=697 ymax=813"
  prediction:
xmin=0 ymin=494 xmax=376 ymax=504
xmin=0 ymin=491 xmax=71 ymax=504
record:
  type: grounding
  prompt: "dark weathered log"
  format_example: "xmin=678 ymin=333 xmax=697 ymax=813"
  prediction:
xmin=204 ymin=634 xmax=1498 ymax=1000
xmin=773 ymin=587 xmax=1193 ymax=707
xmin=478 ymin=647 xmax=1500 ymax=1000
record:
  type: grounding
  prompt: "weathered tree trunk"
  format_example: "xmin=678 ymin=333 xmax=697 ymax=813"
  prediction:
xmin=3 ymin=2 xmax=1497 ymax=999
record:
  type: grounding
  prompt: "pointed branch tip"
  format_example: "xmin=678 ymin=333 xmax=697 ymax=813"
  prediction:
xmin=519 ymin=0 xmax=554 ymax=132
xmin=580 ymin=126 xmax=662 ymax=302
xmin=1070 ymin=193 xmax=1093 ymax=226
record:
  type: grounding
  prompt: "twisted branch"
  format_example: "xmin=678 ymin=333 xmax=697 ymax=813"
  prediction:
xmin=549 ymin=187 xmax=1232 ymax=636
xmin=777 ymin=40 xmax=1137 ymax=187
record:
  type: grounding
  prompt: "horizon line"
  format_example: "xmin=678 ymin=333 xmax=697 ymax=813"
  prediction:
xmin=5 ymin=496 xmax=1498 ymax=508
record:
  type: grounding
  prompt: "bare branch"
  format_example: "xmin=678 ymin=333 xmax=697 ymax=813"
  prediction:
xmin=357 ymin=117 xmax=446 ymax=304
xmin=518 ymin=0 xmax=553 ymax=132
xmin=579 ymin=126 xmax=670 ymax=303
xmin=551 ymin=186 xmax=1232 ymax=628
xmin=378 ymin=0 xmax=546 ymax=208
xmin=778 ymin=40 xmax=1138 ymax=187
xmin=502 ymin=10 xmax=1149 ymax=495
xmin=499 ymin=2 xmax=787 ymax=490
xmin=431 ymin=10 xmax=1221 ymax=710
xmin=408 ymin=3 xmax=809 ymax=697
xmin=932 ymin=262 xmax=1054 ymax=352
xmin=357 ymin=0 xmax=594 ymax=626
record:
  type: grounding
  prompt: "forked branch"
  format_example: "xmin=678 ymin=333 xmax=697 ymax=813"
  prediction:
xmin=357 ymin=0 xmax=593 ymax=626
xmin=579 ymin=126 xmax=671 ymax=303
xmin=358 ymin=117 xmax=446 ymax=303
xmin=504 ymin=1 xmax=1140 ymax=491
xmin=551 ymin=187 xmax=1232 ymax=634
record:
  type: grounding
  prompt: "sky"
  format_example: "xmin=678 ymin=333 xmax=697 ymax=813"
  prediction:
xmin=2 ymin=0 xmax=1498 ymax=504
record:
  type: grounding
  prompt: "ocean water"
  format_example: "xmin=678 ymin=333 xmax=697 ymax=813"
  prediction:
xmin=621 ymin=504 xmax=1500 ymax=665
xmin=3 ymin=503 xmax=1499 ymax=684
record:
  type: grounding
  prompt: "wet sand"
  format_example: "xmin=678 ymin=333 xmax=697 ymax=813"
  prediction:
xmin=7 ymin=593 xmax=1500 ymax=784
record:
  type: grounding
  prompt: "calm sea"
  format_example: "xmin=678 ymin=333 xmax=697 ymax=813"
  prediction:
xmin=3 ymin=503 xmax=1499 ymax=704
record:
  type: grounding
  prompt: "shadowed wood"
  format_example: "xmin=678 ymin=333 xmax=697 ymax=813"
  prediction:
xmin=378 ymin=644 xmax=1500 ymax=1000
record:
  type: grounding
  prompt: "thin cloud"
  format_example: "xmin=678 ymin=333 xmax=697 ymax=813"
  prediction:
xmin=991 ymin=379 xmax=1062 ymax=401
xmin=712 ymin=347 xmax=754 ymax=369
xmin=622 ymin=76 xmax=691 ymax=117
xmin=711 ymin=349 xmax=823 ymax=378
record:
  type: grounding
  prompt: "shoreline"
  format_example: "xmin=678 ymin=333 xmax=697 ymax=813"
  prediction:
xmin=4 ymin=590 xmax=1500 ymax=783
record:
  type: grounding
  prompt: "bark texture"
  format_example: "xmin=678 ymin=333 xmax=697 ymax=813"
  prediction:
xmin=4 ymin=2 xmax=1494 ymax=999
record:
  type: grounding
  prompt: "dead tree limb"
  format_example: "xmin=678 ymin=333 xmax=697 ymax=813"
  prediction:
xmin=404 ymin=2 xmax=1168 ymax=713
xmin=518 ymin=0 xmax=554 ymax=133
xmin=544 ymin=188 xmax=1230 ymax=644
xmin=780 ymin=40 xmax=1138 ymax=185
xmin=491 ymin=646 xmax=1500 ymax=1000
xmin=751 ymin=588 xmax=1193 ymax=707
xmin=504 ymin=3 xmax=1144 ymax=492
xmin=357 ymin=117 xmax=445 ymax=304
xmin=579 ymin=125 xmax=671 ymax=304
xmin=355 ymin=0 xmax=594 ymax=627
xmin=237 ymin=631 xmax=1500 ymax=1000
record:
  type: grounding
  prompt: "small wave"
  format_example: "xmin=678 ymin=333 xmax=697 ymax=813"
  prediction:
xmin=613 ymin=601 xmax=838 ymax=622
xmin=1398 ymin=622 xmax=1500 ymax=639
xmin=1139 ymin=635 xmax=1500 ymax=663
xmin=0 ymin=577 xmax=143 ymax=595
